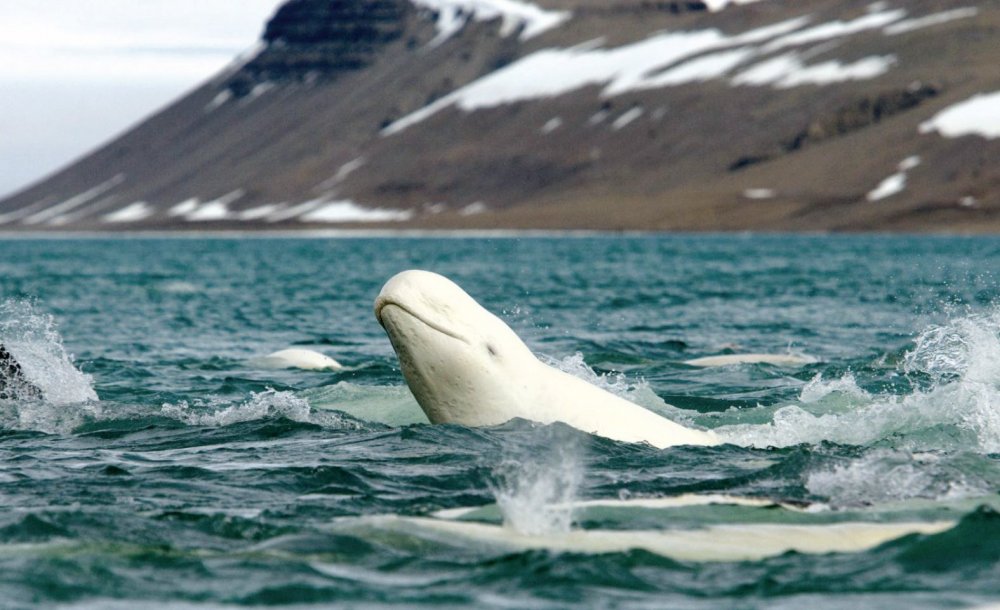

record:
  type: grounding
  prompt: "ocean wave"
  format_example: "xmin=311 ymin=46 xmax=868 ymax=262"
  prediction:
xmin=715 ymin=306 xmax=1000 ymax=454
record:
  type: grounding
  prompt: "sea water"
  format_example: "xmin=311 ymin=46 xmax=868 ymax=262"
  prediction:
xmin=0 ymin=234 xmax=999 ymax=609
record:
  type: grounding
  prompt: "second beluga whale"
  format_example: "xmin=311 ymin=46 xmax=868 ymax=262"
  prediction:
xmin=374 ymin=270 xmax=719 ymax=448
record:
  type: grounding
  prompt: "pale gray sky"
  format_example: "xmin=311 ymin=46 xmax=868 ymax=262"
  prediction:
xmin=0 ymin=0 xmax=286 ymax=198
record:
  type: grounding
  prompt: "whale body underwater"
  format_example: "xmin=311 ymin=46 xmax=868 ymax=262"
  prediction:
xmin=375 ymin=270 xmax=719 ymax=448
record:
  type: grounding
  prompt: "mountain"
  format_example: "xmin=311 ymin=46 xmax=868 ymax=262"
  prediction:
xmin=1 ymin=0 xmax=998 ymax=232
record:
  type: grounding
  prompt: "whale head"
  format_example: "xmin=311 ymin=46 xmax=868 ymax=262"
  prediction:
xmin=375 ymin=270 xmax=537 ymax=426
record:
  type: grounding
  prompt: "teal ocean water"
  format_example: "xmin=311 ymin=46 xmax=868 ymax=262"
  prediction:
xmin=1 ymin=234 xmax=1000 ymax=609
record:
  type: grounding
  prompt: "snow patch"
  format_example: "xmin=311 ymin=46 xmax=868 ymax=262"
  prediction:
xmin=20 ymin=175 xmax=125 ymax=225
xmin=701 ymin=0 xmax=767 ymax=11
xmin=642 ymin=47 xmax=756 ymax=88
xmin=205 ymin=89 xmax=233 ymax=112
xmin=382 ymin=9 xmax=915 ymax=135
xmin=298 ymin=200 xmax=413 ymax=223
xmin=103 ymin=201 xmax=154 ymax=223
xmin=919 ymin=91 xmax=1000 ymax=139
xmin=733 ymin=52 xmax=895 ymax=88
xmin=611 ymin=106 xmax=644 ymax=130
xmin=239 ymin=81 xmax=275 ymax=105
xmin=168 ymin=198 xmax=200 ymax=217
xmin=410 ymin=0 xmax=570 ymax=45
xmin=540 ymin=117 xmax=562 ymax=134
xmin=743 ymin=188 xmax=775 ymax=200
xmin=237 ymin=204 xmax=285 ymax=221
xmin=266 ymin=200 xmax=324 ymax=223
xmin=762 ymin=9 xmax=906 ymax=52
xmin=460 ymin=202 xmax=488 ymax=215
xmin=867 ymin=156 xmax=920 ymax=202
xmin=884 ymin=7 xmax=978 ymax=36
xmin=183 ymin=190 xmax=245 ymax=221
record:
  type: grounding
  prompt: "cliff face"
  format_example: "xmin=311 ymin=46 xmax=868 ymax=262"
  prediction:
xmin=2 ymin=0 xmax=999 ymax=232
xmin=231 ymin=0 xmax=410 ymax=92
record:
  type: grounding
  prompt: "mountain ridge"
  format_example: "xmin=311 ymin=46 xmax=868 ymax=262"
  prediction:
xmin=2 ymin=0 xmax=998 ymax=232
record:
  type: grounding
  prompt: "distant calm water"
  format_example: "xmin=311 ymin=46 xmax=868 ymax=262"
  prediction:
xmin=1 ymin=234 xmax=999 ymax=609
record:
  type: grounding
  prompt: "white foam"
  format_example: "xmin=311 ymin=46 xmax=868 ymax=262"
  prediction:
xmin=159 ymin=389 xmax=358 ymax=429
xmin=919 ymin=91 xmax=1000 ymax=139
xmin=102 ymin=201 xmax=154 ymax=223
xmin=884 ymin=7 xmax=978 ymax=36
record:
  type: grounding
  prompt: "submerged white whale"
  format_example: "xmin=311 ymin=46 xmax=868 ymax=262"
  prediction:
xmin=252 ymin=348 xmax=343 ymax=371
xmin=374 ymin=270 xmax=719 ymax=448
xmin=683 ymin=353 xmax=817 ymax=367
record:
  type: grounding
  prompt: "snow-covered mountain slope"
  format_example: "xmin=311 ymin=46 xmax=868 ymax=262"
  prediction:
xmin=2 ymin=0 xmax=998 ymax=232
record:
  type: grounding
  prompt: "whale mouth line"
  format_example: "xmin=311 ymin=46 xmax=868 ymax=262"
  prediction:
xmin=375 ymin=298 xmax=468 ymax=344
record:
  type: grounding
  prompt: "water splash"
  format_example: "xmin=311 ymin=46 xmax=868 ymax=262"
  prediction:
xmin=490 ymin=427 xmax=583 ymax=536
xmin=806 ymin=449 xmax=994 ymax=506
xmin=160 ymin=389 xmax=359 ymax=429
xmin=0 ymin=299 xmax=97 ymax=405
xmin=716 ymin=307 xmax=1000 ymax=453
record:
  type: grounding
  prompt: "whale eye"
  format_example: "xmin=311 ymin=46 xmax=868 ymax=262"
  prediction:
xmin=486 ymin=344 xmax=498 ymax=357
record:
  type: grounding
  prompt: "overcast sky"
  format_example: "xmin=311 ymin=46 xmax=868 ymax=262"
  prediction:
xmin=0 ymin=0 xmax=286 ymax=198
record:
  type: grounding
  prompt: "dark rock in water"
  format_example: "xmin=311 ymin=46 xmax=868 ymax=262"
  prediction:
xmin=231 ymin=0 xmax=409 ymax=91
xmin=0 ymin=344 xmax=43 ymax=401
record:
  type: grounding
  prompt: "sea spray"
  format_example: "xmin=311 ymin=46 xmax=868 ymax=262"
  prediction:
xmin=806 ymin=448 xmax=994 ymax=506
xmin=490 ymin=426 xmax=583 ymax=536
xmin=0 ymin=299 xmax=97 ymax=405
xmin=716 ymin=306 xmax=1000 ymax=453
xmin=160 ymin=388 xmax=360 ymax=429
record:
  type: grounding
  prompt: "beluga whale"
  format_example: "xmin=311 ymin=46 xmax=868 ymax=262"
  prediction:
xmin=374 ymin=270 xmax=719 ymax=448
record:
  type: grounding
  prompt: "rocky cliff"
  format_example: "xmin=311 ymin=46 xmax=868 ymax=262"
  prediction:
xmin=2 ymin=0 xmax=998 ymax=232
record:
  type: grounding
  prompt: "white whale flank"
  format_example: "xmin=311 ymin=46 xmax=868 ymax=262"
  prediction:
xmin=375 ymin=270 xmax=718 ymax=448
xmin=684 ymin=353 xmax=818 ymax=367
xmin=252 ymin=348 xmax=343 ymax=371
xmin=336 ymin=514 xmax=954 ymax=563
